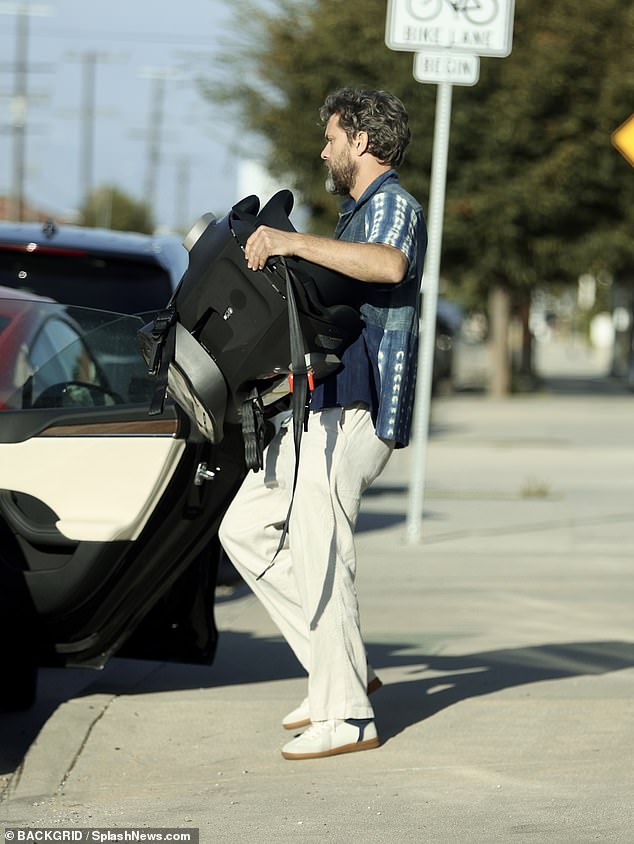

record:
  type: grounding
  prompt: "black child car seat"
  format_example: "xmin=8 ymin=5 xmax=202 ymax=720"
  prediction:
xmin=138 ymin=190 xmax=365 ymax=470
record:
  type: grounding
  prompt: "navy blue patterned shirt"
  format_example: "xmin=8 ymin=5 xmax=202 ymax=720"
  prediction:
xmin=310 ymin=170 xmax=427 ymax=447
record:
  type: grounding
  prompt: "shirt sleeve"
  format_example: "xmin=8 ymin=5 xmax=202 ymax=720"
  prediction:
xmin=364 ymin=191 xmax=419 ymax=267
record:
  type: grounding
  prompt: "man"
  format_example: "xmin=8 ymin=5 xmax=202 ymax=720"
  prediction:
xmin=219 ymin=87 xmax=426 ymax=760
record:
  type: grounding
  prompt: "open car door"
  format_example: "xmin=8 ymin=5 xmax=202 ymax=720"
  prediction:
xmin=0 ymin=295 xmax=245 ymax=708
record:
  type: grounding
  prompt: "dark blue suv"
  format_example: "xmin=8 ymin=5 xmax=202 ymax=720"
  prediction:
xmin=0 ymin=220 xmax=188 ymax=316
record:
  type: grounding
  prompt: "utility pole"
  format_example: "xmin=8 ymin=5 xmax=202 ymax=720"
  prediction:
xmin=174 ymin=155 xmax=190 ymax=231
xmin=0 ymin=2 xmax=52 ymax=221
xmin=65 ymin=50 xmax=123 ymax=209
xmin=10 ymin=5 xmax=28 ymax=222
xmin=140 ymin=66 xmax=181 ymax=218
xmin=79 ymin=51 xmax=96 ymax=205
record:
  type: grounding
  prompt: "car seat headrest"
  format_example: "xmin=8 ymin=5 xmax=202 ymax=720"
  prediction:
xmin=231 ymin=194 xmax=260 ymax=219
xmin=257 ymin=190 xmax=295 ymax=230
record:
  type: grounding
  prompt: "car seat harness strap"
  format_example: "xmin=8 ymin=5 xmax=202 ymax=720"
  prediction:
xmin=256 ymin=257 xmax=313 ymax=580
xmin=241 ymin=387 xmax=266 ymax=472
xmin=147 ymin=306 xmax=177 ymax=416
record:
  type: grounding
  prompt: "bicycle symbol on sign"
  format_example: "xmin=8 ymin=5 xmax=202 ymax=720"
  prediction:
xmin=407 ymin=0 xmax=499 ymax=25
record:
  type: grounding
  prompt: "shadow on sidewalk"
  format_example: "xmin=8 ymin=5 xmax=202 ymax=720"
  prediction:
xmin=2 ymin=636 xmax=633 ymax=777
xmin=72 ymin=635 xmax=634 ymax=712
xmin=371 ymin=640 xmax=634 ymax=741
xmin=131 ymin=635 xmax=634 ymax=746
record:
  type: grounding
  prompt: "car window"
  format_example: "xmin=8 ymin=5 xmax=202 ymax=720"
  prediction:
xmin=0 ymin=250 xmax=174 ymax=314
xmin=0 ymin=298 xmax=156 ymax=410
xmin=30 ymin=318 xmax=106 ymax=402
xmin=71 ymin=308 xmax=157 ymax=404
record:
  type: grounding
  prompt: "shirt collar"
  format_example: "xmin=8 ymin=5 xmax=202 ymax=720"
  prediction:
xmin=339 ymin=169 xmax=399 ymax=218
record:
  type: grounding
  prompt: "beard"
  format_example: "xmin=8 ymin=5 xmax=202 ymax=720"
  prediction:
xmin=325 ymin=150 xmax=358 ymax=196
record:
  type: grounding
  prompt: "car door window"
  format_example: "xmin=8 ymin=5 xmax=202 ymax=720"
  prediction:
xmin=32 ymin=318 xmax=100 ymax=383
xmin=26 ymin=318 xmax=115 ymax=408
xmin=1 ymin=299 xmax=155 ymax=410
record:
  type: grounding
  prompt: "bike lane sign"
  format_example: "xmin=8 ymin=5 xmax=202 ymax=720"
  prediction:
xmin=386 ymin=0 xmax=515 ymax=57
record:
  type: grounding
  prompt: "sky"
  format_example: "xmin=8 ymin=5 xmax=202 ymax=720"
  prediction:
xmin=0 ymin=0 xmax=272 ymax=231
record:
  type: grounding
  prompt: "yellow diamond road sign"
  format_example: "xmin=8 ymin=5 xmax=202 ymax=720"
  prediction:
xmin=612 ymin=113 xmax=634 ymax=167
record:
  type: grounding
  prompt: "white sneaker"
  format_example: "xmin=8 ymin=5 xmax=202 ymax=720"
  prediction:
xmin=281 ymin=675 xmax=383 ymax=730
xmin=282 ymin=697 xmax=311 ymax=731
xmin=281 ymin=718 xmax=379 ymax=760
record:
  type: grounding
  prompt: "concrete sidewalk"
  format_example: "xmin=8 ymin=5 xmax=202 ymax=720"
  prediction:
xmin=2 ymin=390 xmax=634 ymax=842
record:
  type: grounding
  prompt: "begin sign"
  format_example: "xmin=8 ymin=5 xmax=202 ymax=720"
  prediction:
xmin=414 ymin=50 xmax=479 ymax=86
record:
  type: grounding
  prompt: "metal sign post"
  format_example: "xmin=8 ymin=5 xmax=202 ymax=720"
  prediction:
xmin=385 ymin=0 xmax=515 ymax=542
xmin=406 ymin=80 xmax=453 ymax=542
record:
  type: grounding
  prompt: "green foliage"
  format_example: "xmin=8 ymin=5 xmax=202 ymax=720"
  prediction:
xmin=207 ymin=0 xmax=634 ymax=300
xmin=79 ymin=185 xmax=155 ymax=234
xmin=444 ymin=0 xmax=634 ymax=304
xmin=208 ymin=0 xmax=432 ymax=233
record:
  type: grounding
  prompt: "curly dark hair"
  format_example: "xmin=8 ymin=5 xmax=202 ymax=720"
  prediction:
xmin=319 ymin=88 xmax=411 ymax=167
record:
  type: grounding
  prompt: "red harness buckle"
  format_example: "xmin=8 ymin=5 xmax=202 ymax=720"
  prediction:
xmin=288 ymin=370 xmax=315 ymax=392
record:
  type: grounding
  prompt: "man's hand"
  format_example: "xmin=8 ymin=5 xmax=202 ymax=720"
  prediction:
xmin=244 ymin=226 xmax=298 ymax=271
xmin=244 ymin=225 xmax=407 ymax=284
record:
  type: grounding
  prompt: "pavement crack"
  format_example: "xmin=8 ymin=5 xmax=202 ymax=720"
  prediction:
xmin=57 ymin=695 xmax=117 ymax=794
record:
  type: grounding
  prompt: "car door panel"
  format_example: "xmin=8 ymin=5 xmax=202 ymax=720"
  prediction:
xmin=0 ymin=296 xmax=247 ymax=671
xmin=40 ymin=425 xmax=246 ymax=665
xmin=0 ymin=430 xmax=185 ymax=542
xmin=0 ymin=287 xmax=249 ymax=693
xmin=0 ymin=403 xmax=189 ymax=617
xmin=0 ymin=411 xmax=246 ymax=663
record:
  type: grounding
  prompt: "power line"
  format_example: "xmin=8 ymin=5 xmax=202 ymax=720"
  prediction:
xmin=0 ymin=26 xmax=225 ymax=46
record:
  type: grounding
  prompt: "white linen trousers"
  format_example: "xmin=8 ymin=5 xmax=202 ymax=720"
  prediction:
xmin=219 ymin=403 xmax=394 ymax=722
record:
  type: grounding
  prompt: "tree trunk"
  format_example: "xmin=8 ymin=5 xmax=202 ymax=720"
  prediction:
xmin=511 ymin=291 xmax=539 ymax=391
xmin=516 ymin=295 xmax=533 ymax=376
xmin=488 ymin=284 xmax=512 ymax=396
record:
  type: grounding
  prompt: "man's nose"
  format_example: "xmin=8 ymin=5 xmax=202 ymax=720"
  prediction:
xmin=320 ymin=144 xmax=329 ymax=160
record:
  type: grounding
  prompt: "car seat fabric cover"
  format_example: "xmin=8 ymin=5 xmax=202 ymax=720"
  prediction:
xmin=141 ymin=190 xmax=364 ymax=444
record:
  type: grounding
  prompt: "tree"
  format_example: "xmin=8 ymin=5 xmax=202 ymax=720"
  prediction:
xmin=442 ymin=0 xmax=634 ymax=389
xmin=79 ymin=185 xmax=155 ymax=234
xmin=204 ymin=0 xmax=431 ymax=231
xmin=206 ymin=0 xmax=634 ymax=391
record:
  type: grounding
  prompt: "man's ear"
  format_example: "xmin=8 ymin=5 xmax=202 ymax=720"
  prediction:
xmin=353 ymin=131 xmax=369 ymax=156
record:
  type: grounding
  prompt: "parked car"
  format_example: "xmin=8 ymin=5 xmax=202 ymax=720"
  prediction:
xmin=0 ymin=288 xmax=246 ymax=710
xmin=0 ymin=219 xmax=193 ymax=429
xmin=0 ymin=219 xmax=187 ymax=318
xmin=432 ymin=298 xmax=462 ymax=393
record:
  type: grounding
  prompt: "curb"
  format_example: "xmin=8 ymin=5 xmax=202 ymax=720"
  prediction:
xmin=3 ymin=693 xmax=114 ymax=809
